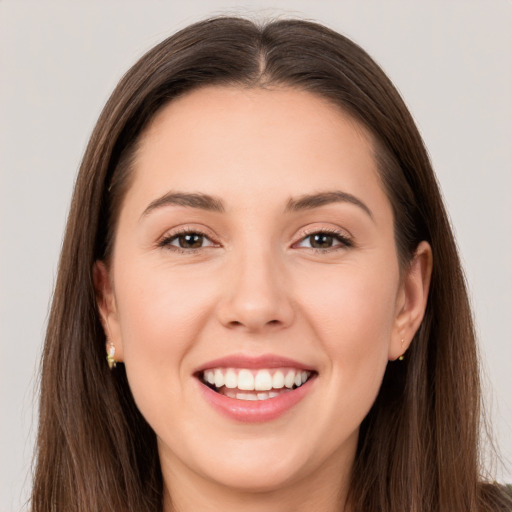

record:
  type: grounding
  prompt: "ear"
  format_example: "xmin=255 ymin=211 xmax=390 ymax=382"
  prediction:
xmin=93 ymin=260 xmax=124 ymax=362
xmin=389 ymin=241 xmax=433 ymax=360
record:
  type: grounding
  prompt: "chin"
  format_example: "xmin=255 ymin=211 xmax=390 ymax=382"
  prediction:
xmin=201 ymin=458 xmax=305 ymax=494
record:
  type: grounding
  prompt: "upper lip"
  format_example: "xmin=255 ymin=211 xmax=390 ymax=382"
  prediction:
xmin=194 ymin=353 xmax=317 ymax=373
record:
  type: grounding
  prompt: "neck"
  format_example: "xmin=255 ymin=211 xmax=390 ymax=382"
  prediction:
xmin=161 ymin=445 xmax=354 ymax=512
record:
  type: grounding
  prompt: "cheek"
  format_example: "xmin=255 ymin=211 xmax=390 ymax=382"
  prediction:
xmin=115 ymin=260 xmax=217 ymax=346
xmin=301 ymin=258 xmax=397 ymax=334
xmin=112 ymin=261 xmax=220 ymax=408
xmin=297 ymin=258 xmax=398 ymax=388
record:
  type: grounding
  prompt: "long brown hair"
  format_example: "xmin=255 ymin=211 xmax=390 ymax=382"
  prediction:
xmin=32 ymin=16 xmax=511 ymax=512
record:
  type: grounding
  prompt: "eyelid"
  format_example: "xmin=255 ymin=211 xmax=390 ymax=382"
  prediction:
xmin=156 ymin=224 xmax=221 ymax=250
xmin=155 ymin=223 xmax=353 ymax=252
xmin=292 ymin=225 xmax=354 ymax=250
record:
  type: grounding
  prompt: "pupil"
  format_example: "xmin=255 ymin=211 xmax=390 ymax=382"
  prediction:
xmin=179 ymin=233 xmax=203 ymax=248
xmin=311 ymin=233 xmax=333 ymax=248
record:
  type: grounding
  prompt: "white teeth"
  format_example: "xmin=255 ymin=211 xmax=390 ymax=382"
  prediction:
xmin=224 ymin=389 xmax=237 ymax=399
xmin=254 ymin=370 xmax=272 ymax=391
xmin=236 ymin=392 xmax=258 ymax=401
xmin=205 ymin=370 xmax=215 ymax=385
xmin=284 ymin=370 xmax=295 ymax=389
xmin=238 ymin=391 xmax=287 ymax=401
xmin=202 ymin=367 xmax=312 ymax=395
xmin=224 ymin=369 xmax=237 ymax=389
xmin=237 ymin=369 xmax=255 ymax=390
xmin=214 ymin=369 xmax=224 ymax=388
xmin=220 ymin=388 xmax=292 ymax=400
xmin=272 ymin=371 xmax=285 ymax=389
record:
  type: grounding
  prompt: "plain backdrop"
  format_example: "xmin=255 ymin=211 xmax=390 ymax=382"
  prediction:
xmin=1 ymin=1 xmax=511 ymax=510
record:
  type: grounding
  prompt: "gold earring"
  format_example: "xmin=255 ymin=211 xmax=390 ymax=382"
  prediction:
xmin=398 ymin=338 xmax=405 ymax=361
xmin=106 ymin=342 xmax=117 ymax=369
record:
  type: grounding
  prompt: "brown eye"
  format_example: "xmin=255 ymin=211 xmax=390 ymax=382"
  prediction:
xmin=309 ymin=233 xmax=335 ymax=249
xmin=161 ymin=231 xmax=216 ymax=250
xmin=295 ymin=231 xmax=352 ymax=250
xmin=177 ymin=233 xmax=204 ymax=248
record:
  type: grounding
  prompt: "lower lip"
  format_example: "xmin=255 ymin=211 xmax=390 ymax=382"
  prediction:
xmin=197 ymin=377 xmax=316 ymax=423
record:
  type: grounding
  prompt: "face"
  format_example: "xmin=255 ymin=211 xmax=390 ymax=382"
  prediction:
xmin=97 ymin=86 xmax=430 ymax=500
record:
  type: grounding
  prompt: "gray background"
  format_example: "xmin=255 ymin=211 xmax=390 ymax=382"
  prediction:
xmin=1 ymin=1 xmax=511 ymax=510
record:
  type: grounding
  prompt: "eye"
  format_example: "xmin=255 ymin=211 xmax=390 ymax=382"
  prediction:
xmin=159 ymin=230 xmax=217 ymax=250
xmin=295 ymin=230 xmax=352 ymax=250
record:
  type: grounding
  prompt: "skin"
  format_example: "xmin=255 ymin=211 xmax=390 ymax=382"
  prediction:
xmin=95 ymin=86 xmax=432 ymax=512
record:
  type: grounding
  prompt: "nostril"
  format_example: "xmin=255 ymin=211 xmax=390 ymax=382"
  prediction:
xmin=226 ymin=318 xmax=281 ymax=329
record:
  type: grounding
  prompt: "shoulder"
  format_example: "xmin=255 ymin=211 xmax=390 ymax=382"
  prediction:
xmin=504 ymin=484 xmax=512 ymax=503
xmin=481 ymin=483 xmax=512 ymax=511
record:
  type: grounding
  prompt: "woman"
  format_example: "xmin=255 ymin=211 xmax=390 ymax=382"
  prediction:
xmin=31 ymin=16 xmax=511 ymax=512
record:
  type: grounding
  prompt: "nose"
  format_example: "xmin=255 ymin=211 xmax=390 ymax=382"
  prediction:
xmin=216 ymin=247 xmax=295 ymax=333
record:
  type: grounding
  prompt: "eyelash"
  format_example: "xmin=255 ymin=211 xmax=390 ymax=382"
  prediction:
xmin=294 ymin=228 xmax=353 ymax=252
xmin=157 ymin=227 xmax=219 ymax=254
xmin=157 ymin=227 xmax=353 ymax=253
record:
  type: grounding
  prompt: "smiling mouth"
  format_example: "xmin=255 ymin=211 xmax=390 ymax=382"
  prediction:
xmin=199 ymin=368 xmax=315 ymax=401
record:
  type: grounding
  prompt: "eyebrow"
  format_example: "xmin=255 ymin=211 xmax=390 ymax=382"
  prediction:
xmin=141 ymin=192 xmax=225 ymax=219
xmin=285 ymin=191 xmax=374 ymax=220
xmin=140 ymin=189 xmax=373 ymax=220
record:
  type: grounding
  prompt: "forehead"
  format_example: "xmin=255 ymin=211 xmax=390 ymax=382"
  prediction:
xmin=124 ymin=86 xmax=388 ymax=217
